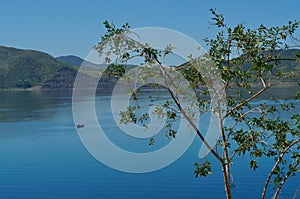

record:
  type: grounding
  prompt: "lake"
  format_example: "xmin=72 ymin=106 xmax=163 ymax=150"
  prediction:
xmin=0 ymin=90 xmax=299 ymax=198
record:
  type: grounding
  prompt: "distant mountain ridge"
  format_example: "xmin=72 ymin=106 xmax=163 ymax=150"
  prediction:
xmin=56 ymin=55 xmax=104 ymax=69
xmin=56 ymin=55 xmax=85 ymax=67
xmin=0 ymin=45 xmax=299 ymax=90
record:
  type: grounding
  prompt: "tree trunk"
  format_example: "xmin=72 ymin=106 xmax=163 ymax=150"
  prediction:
xmin=222 ymin=163 xmax=232 ymax=199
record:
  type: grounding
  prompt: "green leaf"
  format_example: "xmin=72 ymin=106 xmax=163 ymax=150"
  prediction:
xmin=250 ymin=160 xmax=259 ymax=171
xmin=194 ymin=160 xmax=213 ymax=177
xmin=149 ymin=138 xmax=155 ymax=146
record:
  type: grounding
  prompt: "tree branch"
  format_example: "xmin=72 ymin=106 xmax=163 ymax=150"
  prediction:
xmin=155 ymin=57 xmax=224 ymax=163
xmin=272 ymin=160 xmax=300 ymax=199
xmin=224 ymin=85 xmax=269 ymax=119
xmin=261 ymin=139 xmax=300 ymax=199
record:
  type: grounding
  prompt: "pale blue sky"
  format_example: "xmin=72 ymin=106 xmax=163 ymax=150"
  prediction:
xmin=1 ymin=0 xmax=299 ymax=58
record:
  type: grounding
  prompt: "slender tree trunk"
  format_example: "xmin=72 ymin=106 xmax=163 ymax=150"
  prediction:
xmin=220 ymin=131 xmax=232 ymax=199
xmin=222 ymin=162 xmax=232 ymax=199
xmin=219 ymin=103 xmax=232 ymax=199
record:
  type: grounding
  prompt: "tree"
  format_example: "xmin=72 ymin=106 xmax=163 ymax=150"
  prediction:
xmin=95 ymin=10 xmax=300 ymax=199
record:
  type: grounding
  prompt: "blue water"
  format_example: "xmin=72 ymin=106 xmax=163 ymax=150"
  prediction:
xmin=0 ymin=91 xmax=299 ymax=198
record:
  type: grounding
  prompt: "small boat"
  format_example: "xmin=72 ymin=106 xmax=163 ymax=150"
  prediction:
xmin=76 ymin=124 xmax=84 ymax=129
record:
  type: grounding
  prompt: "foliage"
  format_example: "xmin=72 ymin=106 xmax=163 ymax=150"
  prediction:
xmin=194 ymin=160 xmax=213 ymax=177
xmin=96 ymin=10 xmax=300 ymax=199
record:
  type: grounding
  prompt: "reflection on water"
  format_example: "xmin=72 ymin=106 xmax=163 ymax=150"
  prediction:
xmin=0 ymin=90 xmax=299 ymax=198
xmin=1 ymin=86 xmax=298 ymax=122
xmin=0 ymin=90 xmax=73 ymax=122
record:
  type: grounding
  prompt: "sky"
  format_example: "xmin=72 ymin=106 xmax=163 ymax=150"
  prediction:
xmin=1 ymin=0 xmax=300 ymax=58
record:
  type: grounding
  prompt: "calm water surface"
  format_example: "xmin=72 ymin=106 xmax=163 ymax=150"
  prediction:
xmin=0 ymin=90 xmax=299 ymax=198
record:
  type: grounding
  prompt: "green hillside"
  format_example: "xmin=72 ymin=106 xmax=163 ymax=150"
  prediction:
xmin=0 ymin=46 xmax=299 ymax=90
xmin=272 ymin=49 xmax=300 ymax=82
xmin=238 ymin=49 xmax=300 ymax=84
xmin=0 ymin=46 xmax=75 ymax=89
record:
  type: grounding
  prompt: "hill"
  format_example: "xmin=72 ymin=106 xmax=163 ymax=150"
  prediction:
xmin=271 ymin=49 xmax=300 ymax=82
xmin=56 ymin=55 xmax=85 ymax=67
xmin=238 ymin=49 xmax=300 ymax=84
xmin=55 ymin=55 xmax=107 ymax=78
xmin=0 ymin=46 xmax=78 ymax=89
xmin=0 ymin=46 xmax=299 ymax=90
